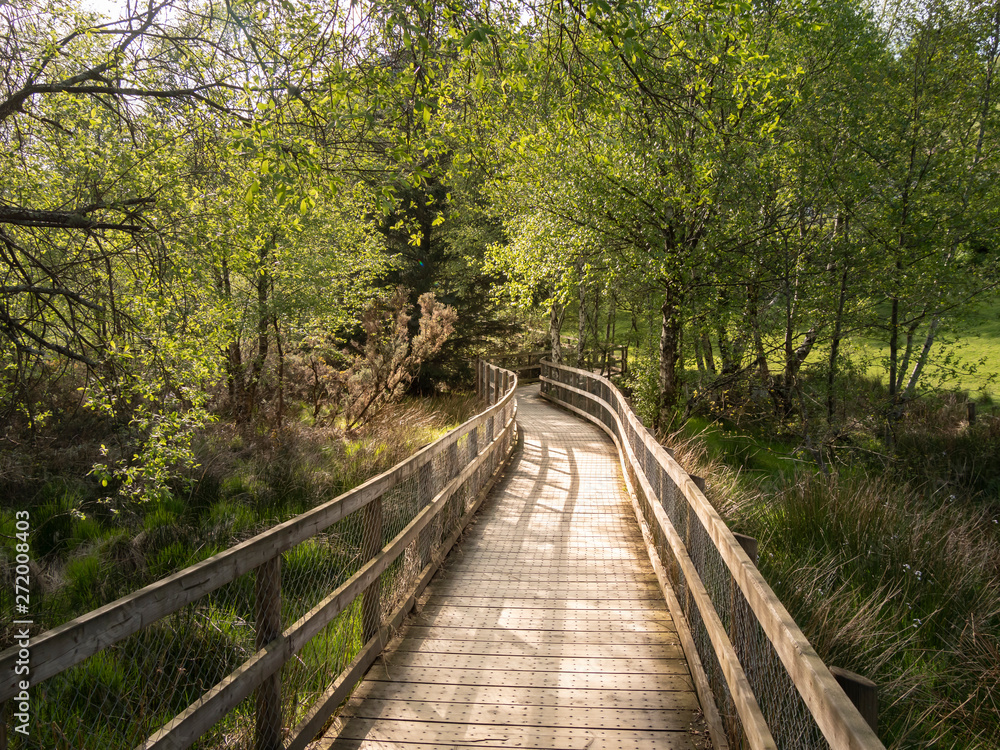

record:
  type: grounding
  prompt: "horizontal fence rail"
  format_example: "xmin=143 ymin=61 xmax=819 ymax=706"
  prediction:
xmin=540 ymin=361 xmax=884 ymax=750
xmin=0 ymin=363 xmax=517 ymax=750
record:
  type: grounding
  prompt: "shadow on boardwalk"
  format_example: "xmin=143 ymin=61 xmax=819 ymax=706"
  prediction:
xmin=320 ymin=384 xmax=709 ymax=750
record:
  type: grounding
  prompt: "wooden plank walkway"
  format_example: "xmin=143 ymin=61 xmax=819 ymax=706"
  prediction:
xmin=319 ymin=385 xmax=708 ymax=750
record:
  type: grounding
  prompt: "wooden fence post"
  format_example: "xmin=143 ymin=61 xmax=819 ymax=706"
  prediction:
xmin=418 ymin=461 xmax=433 ymax=568
xmin=686 ymin=476 xmax=706 ymax=624
xmin=362 ymin=498 xmax=383 ymax=643
xmin=733 ymin=533 xmax=758 ymax=563
xmin=255 ymin=557 xmax=282 ymax=750
xmin=968 ymin=402 xmax=977 ymax=424
xmin=830 ymin=666 xmax=878 ymax=734
xmin=729 ymin=534 xmax=758 ymax=647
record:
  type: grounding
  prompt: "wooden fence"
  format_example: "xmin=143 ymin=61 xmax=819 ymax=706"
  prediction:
xmin=0 ymin=362 xmax=517 ymax=749
xmin=491 ymin=345 xmax=627 ymax=380
xmin=540 ymin=360 xmax=884 ymax=750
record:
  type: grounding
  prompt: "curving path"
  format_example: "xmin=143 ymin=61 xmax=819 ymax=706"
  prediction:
xmin=319 ymin=384 xmax=707 ymax=750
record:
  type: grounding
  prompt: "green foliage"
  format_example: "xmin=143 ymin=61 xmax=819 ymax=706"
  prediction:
xmin=621 ymin=352 xmax=661 ymax=428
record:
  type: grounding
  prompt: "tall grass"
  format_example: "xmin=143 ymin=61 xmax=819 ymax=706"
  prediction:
xmin=669 ymin=425 xmax=1000 ymax=748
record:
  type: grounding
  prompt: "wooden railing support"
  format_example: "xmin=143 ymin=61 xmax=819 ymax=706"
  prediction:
xmin=255 ymin=557 xmax=282 ymax=750
xmin=830 ymin=667 xmax=878 ymax=735
xmin=734 ymin=533 xmax=758 ymax=563
xmin=361 ymin=498 xmax=383 ymax=642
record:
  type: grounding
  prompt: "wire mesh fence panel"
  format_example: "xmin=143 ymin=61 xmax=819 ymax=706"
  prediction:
xmin=11 ymin=568 xmax=257 ymax=750
xmin=735 ymin=600 xmax=831 ymax=750
xmin=278 ymin=513 xmax=369 ymax=735
xmin=280 ymin=599 xmax=364 ymax=732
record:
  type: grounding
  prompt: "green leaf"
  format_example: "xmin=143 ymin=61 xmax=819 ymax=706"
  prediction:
xmin=245 ymin=180 xmax=260 ymax=205
xmin=461 ymin=29 xmax=483 ymax=48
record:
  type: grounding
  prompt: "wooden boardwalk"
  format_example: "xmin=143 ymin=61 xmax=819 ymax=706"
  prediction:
xmin=320 ymin=385 xmax=706 ymax=750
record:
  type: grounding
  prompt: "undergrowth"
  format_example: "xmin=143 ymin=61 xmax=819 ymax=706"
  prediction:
xmin=669 ymin=406 xmax=1000 ymax=749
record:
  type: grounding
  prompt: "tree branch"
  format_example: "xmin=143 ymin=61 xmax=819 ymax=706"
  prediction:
xmin=0 ymin=204 xmax=146 ymax=232
xmin=0 ymin=285 xmax=105 ymax=312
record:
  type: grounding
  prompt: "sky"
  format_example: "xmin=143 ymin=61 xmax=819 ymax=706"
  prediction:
xmin=78 ymin=0 xmax=130 ymax=20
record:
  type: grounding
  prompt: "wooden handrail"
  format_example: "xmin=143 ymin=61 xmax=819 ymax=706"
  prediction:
xmin=0 ymin=363 xmax=519 ymax=750
xmin=540 ymin=361 xmax=884 ymax=750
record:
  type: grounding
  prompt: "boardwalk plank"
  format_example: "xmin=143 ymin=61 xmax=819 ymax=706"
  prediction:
xmin=421 ymin=596 xmax=667 ymax=610
xmin=386 ymin=637 xmax=685 ymax=659
xmin=326 ymin=718 xmax=701 ymax=749
xmin=378 ymin=651 xmax=690 ymax=674
xmin=422 ymin=592 xmax=663 ymax=606
xmin=416 ymin=603 xmax=674 ymax=619
xmin=351 ymin=682 xmax=701 ymax=709
xmin=397 ymin=626 xmax=680 ymax=647
xmin=362 ymin=663 xmax=694 ymax=691
xmin=344 ymin=698 xmax=700 ymax=730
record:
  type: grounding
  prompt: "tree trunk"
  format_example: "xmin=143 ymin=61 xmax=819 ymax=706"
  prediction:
xmin=591 ymin=285 xmax=602 ymax=362
xmin=657 ymin=284 xmax=682 ymax=430
xmin=895 ymin=320 xmax=918 ymax=393
xmin=717 ymin=322 xmax=735 ymax=375
xmin=827 ymin=268 xmax=849 ymax=423
xmin=903 ymin=316 xmax=940 ymax=400
xmin=746 ymin=280 xmax=772 ymax=389
xmin=889 ymin=295 xmax=899 ymax=397
xmin=244 ymin=235 xmax=274 ymax=420
xmin=778 ymin=241 xmax=801 ymax=417
xmin=603 ymin=293 xmax=616 ymax=375
xmin=701 ymin=329 xmax=716 ymax=375
xmin=548 ymin=300 xmax=565 ymax=364
xmin=219 ymin=256 xmax=244 ymax=407
xmin=274 ymin=317 xmax=284 ymax=429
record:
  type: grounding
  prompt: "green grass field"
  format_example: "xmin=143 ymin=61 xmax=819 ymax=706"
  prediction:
xmin=842 ymin=300 xmax=1000 ymax=401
